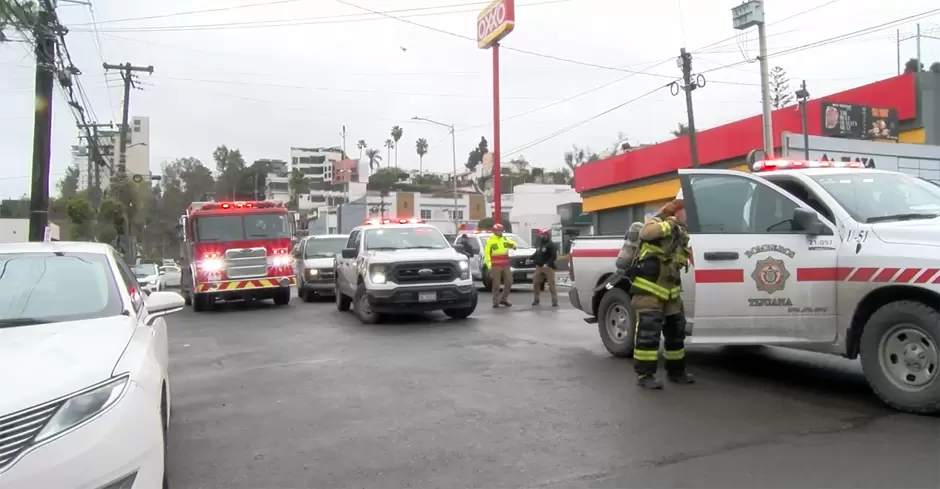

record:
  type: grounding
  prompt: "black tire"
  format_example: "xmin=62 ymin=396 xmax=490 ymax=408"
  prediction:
xmin=273 ymin=289 xmax=290 ymax=306
xmin=859 ymin=300 xmax=940 ymax=415
xmin=183 ymin=289 xmax=192 ymax=306
xmin=596 ymin=288 xmax=635 ymax=358
xmin=299 ymin=285 xmax=314 ymax=303
xmin=335 ymin=281 xmax=351 ymax=311
xmin=444 ymin=290 xmax=478 ymax=319
xmin=354 ymin=283 xmax=380 ymax=324
xmin=192 ymin=294 xmax=210 ymax=312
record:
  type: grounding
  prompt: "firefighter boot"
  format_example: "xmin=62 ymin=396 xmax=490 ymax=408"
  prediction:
xmin=667 ymin=371 xmax=696 ymax=384
xmin=637 ymin=375 xmax=664 ymax=390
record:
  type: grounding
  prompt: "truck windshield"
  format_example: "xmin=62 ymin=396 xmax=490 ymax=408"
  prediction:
xmin=305 ymin=237 xmax=347 ymax=258
xmin=363 ymin=227 xmax=450 ymax=250
xmin=195 ymin=213 xmax=290 ymax=241
xmin=811 ymin=172 xmax=940 ymax=223
xmin=0 ymin=252 xmax=122 ymax=327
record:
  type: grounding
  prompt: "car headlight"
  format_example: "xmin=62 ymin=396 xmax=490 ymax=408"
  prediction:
xmin=306 ymin=268 xmax=319 ymax=276
xmin=148 ymin=277 xmax=158 ymax=285
xmin=200 ymin=258 xmax=223 ymax=272
xmin=370 ymin=265 xmax=387 ymax=284
xmin=458 ymin=260 xmax=470 ymax=279
xmin=272 ymin=255 xmax=293 ymax=267
xmin=35 ymin=376 xmax=128 ymax=443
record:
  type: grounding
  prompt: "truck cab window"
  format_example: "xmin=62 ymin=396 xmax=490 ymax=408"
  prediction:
xmin=768 ymin=179 xmax=836 ymax=224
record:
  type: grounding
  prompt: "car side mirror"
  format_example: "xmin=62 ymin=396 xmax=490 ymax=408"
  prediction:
xmin=341 ymin=248 xmax=358 ymax=259
xmin=159 ymin=270 xmax=166 ymax=276
xmin=793 ymin=208 xmax=831 ymax=235
xmin=143 ymin=291 xmax=185 ymax=326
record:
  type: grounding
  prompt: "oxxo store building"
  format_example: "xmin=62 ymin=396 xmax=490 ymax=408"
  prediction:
xmin=574 ymin=72 xmax=940 ymax=235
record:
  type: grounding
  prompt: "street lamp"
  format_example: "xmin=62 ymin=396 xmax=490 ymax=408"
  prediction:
xmin=412 ymin=116 xmax=459 ymax=233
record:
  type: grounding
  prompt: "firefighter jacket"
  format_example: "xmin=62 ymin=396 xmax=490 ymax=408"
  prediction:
xmin=484 ymin=234 xmax=516 ymax=269
xmin=630 ymin=216 xmax=691 ymax=301
xmin=531 ymin=237 xmax=558 ymax=269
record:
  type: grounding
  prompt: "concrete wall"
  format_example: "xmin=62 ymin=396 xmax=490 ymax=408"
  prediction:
xmin=917 ymin=72 xmax=940 ymax=145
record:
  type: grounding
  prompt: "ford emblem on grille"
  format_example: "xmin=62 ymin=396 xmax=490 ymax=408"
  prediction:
xmin=418 ymin=268 xmax=433 ymax=276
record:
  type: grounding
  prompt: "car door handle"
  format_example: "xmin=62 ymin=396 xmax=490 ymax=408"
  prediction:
xmin=703 ymin=251 xmax=739 ymax=261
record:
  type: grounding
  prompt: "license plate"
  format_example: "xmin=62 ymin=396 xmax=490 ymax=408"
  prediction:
xmin=418 ymin=292 xmax=436 ymax=303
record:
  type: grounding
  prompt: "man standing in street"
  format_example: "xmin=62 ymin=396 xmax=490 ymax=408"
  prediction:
xmin=484 ymin=223 xmax=515 ymax=308
xmin=531 ymin=228 xmax=558 ymax=307
xmin=630 ymin=194 xmax=695 ymax=389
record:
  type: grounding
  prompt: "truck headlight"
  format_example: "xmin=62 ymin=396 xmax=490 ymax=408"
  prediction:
xmin=200 ymin=258 xmax=223 ymax=272
xmin=35 ymin=376 xmax=128 ymax=443
xmin=458 ymin=260 xmax=470 ymax=279
xmin=272 ymin=255 xmax=293 ymax=267
xmin=370 ymin=265 xmax=387 ymax=284
xmin=306 ymin=268 xmax=319 ymax=277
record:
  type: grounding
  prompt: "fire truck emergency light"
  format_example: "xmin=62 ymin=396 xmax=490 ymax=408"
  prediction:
xmin=752 ymin=159 xmax=865 ymax=173
xmin=198 ymin=201 xmax=284 ymax=211
xmin=200 ymin=252 xmax=224 ymax=272
xmin=363 ymin=218 xmax=425 ymax=225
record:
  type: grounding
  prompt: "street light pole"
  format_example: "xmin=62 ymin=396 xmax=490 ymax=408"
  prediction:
xmin=412 ymin=116 xmax=460 ymax=233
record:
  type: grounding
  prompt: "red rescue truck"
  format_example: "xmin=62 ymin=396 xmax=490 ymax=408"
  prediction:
xmin=178 ymin=200 xmax=298 ymax=311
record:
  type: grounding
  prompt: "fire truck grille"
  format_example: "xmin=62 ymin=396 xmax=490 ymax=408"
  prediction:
xmin=225 ymin=247 xmax=268 ymax=279
xmin=393 ymin=262 xmax=457 ymax=284
xmin=0 ymin=401 xmax=61 ymax=470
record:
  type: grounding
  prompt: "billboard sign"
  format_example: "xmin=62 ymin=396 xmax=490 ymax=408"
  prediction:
xmin=820 ymin=101 xmax=899 ymax=140
xmin=781 ymin=133 xmax=940 ymax=183
xmin=477 ymin=0 xmax=515 ymax=49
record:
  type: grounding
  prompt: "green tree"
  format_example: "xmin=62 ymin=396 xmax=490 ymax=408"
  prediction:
xmin=478 ymin=217 xmax=493 ymax=229
xmin=769 ymin=66 xmax=794 ymax=108
xmin=931 ymin=62 xmax=940 ymax=74
xmin=415 ymin=137 xmax=429 ymax=173
xmin=411 ymin=171 xmax=441 ymax=187
xmin=65 ymin=196 xmax=94 ymax=240
xmin=288 ymin=167 xmax=309 ymax=210
xmin=357 ymin=139 xmax=368 ymax=162
xmin=905 ymin=58 xmax=923 ymax=73
xmin=212 ymin=145 xmax=249 ymax=200
xmin=97 ymin=198 xmax=126 ymax=245
xmin=365 ymin=148 xmax=382 ymax=174
xmin=390 ymin=125 xmax=404 ymax=168
xmin=368 ymin=168 xmax=408 ymax=218
xmin=465 ymin=137 xmax=488 ymax=172
xmin=56 ymin=166 xmax=80 ymax=199
xmin=383 ymin=138 xmax=394 ymax=168
xmin=671 ymin=123 xmax=689 ymax=138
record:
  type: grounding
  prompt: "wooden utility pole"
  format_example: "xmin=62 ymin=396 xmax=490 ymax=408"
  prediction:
xmin=78 ymin=122 xmax=114 ymax=209
xmin=671 ymin=48 xmax=705 ymax=168
xmin=28 ymin=2 xmax=57 ymax=242
xmin=102 ymin=62 xmax=152 ymax=263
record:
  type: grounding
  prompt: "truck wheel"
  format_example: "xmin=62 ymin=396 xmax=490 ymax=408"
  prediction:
xmin=183 ymin=288 xmax=192 ymax=306
xmin=354 ymin=283 xmax=380 ymax=324
xmin=597 ymin=288 xmax=635 ymax=358
xmin=273 ymin=289 xmax=290 ymax=306
xmin=192 ymin=294 xmax=211 ymax=312
xmin=335 ymin=282 xmax=351 ymax=311
xmin=444 ymin=290 xmax=478 ymax=319
xmin=859 ymin=300 xmax=940 ymax=415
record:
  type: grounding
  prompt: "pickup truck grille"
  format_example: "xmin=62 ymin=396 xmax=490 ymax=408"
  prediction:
xmin=306 ymin=268 xmax=334 ymax=282
xmin=0 ymin=401 xmax=61 ymax=469
xmin=225 ymin=247 xmax=268 ymax=279
xmin=393 ymin=262 xmax=456 ymax=284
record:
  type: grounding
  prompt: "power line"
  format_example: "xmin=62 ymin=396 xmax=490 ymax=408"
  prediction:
xmin=71 ymin=0 xmax=307 ymax=25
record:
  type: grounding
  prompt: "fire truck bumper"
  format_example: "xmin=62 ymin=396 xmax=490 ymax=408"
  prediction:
xmin=195 ymin=276 xmax=295 ymax=299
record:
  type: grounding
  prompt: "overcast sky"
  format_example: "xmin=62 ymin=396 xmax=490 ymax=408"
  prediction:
xmin=1 ymin=0 xmax=938 ymax=198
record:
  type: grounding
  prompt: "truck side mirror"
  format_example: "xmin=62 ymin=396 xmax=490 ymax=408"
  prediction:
xmin=341 ymin=248 xmax=358 ymax=259
xmin=793 ymin=208 xmax=831 ymax=235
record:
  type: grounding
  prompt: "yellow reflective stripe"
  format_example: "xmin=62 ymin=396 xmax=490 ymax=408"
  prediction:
xmin=632 ymin=277 xmax=671 ymax=299
xmin=638 ymin=243 xmax=666 ymax=261
xmin=663 ymin=349 xmax=685 ymax=361
xmin=658 ymin=221 xmax=671 ymax=236
xmin=633 ymin=349 xmax=659 ymax=361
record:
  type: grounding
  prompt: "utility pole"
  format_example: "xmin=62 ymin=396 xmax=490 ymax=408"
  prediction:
xmin=78 ymin=122 xmax=113 ymax=209
xmin=732 ymin=1 xmax=774 ymax=158
xmin=340 ymin=125 xmax=347 ymax=159
xmin=897 ymin=24 xmax=940 ymax=74
xmin=795 ymin=81 xmax=811 ymax=160
xmin=670 ymin=48 xmax=704 ymax=168
xmin=28 ymin=2 xmax=57 ymax=242
xmin=103 ymin=62 xmax=152 ymax=263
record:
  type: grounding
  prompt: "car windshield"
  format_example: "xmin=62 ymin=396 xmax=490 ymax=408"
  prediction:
xmin=363 ymin=227 xmax=450 ymax=250
xmin=481 ymin=233 xmax=530 ymax=248
xmin=811 ymin=172 xmax=940 ymax=223
xmin=0 ymin=252 xmax=122 ymax=327
xmin=131 ymin=263 xmax=159 ymax=278
xmin=305 ymin=237 xmax=347 ymax=258
xmin=162 ymin=266 xmax=180 ymax=273
xmin=195 ymin=213 xmax=290 ymax=241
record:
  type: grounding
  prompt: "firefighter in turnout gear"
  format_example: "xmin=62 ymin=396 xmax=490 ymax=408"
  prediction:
xmin=630 ymin=196 xmax=695 ymax=389
xmin=484 ymin=223 xmax=516 ymax=307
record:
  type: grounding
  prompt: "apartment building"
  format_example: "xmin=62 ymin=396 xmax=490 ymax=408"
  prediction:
xmin=70 ymin=116 xmax=151 ymax=193
xmin=290 ymin=146 xmax=344 ymax=183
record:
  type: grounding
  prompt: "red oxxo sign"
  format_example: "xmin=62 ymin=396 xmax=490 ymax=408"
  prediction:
xmin=477 ymin=0 xmax=515 ymax=49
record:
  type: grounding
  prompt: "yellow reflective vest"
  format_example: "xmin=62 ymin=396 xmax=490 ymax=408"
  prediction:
xmin=631 ymin=216 xmax=690 ymax=301
xmin=484 ymin=234 xmax=516 ymax=268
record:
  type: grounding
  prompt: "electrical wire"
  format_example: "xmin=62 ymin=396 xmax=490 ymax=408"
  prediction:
xmin=70 ymin=0 xmax=307 ymax=25
xmin=86 ymin=1 xmax=117 ymax=122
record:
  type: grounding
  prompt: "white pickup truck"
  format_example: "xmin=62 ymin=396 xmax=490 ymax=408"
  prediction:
xmin=568 ymin=160 xmax=940 ymax=414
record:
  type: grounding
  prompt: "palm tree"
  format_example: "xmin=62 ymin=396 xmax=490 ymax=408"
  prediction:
xmin=383 ymin=139 xmax=394 ymax=168
xmin=365 ymin=148 xmax=382 ymax=175
xmin=415 ymin=138 xmax=429 ymax=173
xmin=390 ymin=126 xmax=404 ymax=169
xmin=356 ymin=139 xmax=367 ymax=162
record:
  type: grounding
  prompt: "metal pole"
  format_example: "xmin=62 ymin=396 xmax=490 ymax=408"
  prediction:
xmin=897 ymin=29 xmax=901 ymax=75
xmin=916 ymin=24 xmax=921 ymax=70
xmin=757 ymin=21 xmax=774 ymax=158
xmin=29 ymin=6 xmax=55 ymax=242
xmin=450 ymin=124 xmax=459 ymax=232
xmin=491 ymin=43 xmax=503 ymax=225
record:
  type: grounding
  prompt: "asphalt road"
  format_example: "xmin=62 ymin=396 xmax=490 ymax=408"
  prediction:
xmin=165 ymin=287 xmax=940 ymax=489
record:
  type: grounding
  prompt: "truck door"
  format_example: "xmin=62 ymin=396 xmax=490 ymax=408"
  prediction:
xmin=339 ymin=230 xmax=361 ymax=292
xmin=678 ymin=169 xmax=838 ymax=344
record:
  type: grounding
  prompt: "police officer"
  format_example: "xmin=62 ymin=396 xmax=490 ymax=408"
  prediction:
xmin=484 ymin=223 xmax=516 ymax=307
xmin=631 ymin=195 xmax=694 ymax=389
xmin=530 ymin=228 xmax=559 ymax=307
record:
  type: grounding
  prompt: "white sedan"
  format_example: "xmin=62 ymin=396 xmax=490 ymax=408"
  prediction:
xmin=160 ymin=265 xmax=182 ymax=289
xmin=0 ymin=241 xmax=185 ymax=489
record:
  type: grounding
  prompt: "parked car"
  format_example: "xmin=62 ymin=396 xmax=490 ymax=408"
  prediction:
xmin=132 ymin=263 xmax=163 ymax=294
xmin=160 ymin=265 xmax=182 ymax=288
xmin=0 ymin=241 xmax=185 ymax=489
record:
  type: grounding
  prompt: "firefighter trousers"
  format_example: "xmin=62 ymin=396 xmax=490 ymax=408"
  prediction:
xmin=490 ymin=266 xmax=512 ymax=304
xmin=631 ymin=294 xmax=688 ymax=377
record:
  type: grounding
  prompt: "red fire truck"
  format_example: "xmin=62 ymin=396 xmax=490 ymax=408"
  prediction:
xmin=178 ymin=200 xmax=298 ymax=311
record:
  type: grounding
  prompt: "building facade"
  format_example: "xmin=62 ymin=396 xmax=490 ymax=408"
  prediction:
xmin=573 ymin=72 xmax=940 ymax=235
xmin=290 ymin=146 xmax=344 ymax=183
